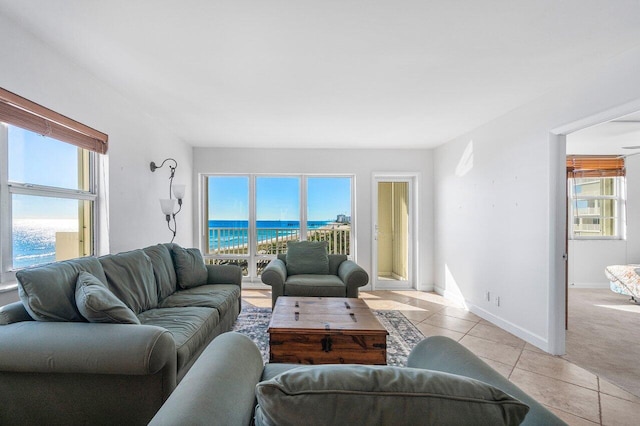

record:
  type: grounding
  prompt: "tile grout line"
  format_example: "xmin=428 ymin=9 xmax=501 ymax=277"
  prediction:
xmin=597 ymin=376 xmax=603 ymax=426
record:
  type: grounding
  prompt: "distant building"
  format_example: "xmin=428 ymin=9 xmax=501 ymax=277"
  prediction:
xmin=336 ymin=214 xmax=351 ymax=224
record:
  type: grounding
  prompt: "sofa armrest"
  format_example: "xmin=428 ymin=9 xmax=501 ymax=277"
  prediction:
xmin=150 ymin=332 xmax=265 ymax=426
xmin=338 ymin=260 xmax=369 ymax=298
xmin=0 ymin=302 xmax=33 ymax=325
xmin=206 ymin=264 xmax=242 ymax=287
xmin=261 ymin=258 xmax=287 ymax=306
xmin=407 ymin=336 xmax=566 ymax=426
xmin=0 ymin=321 xmax=176 ymax=377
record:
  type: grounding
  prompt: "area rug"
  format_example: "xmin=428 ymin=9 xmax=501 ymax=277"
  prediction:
xmin=231 ymin=306 xmax=425 ymax=366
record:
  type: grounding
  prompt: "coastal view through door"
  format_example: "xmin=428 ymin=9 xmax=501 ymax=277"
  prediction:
xmin=375 ymin=180 xmax=410 ymax=287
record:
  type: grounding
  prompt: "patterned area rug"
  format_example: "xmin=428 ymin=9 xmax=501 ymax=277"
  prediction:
xmin=231 ymin=306 xmax=425 ymax=366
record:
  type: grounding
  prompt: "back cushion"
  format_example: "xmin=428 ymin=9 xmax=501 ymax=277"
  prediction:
xmin=255 ymin=365 xmax=530 ymax=426
xmin=16 ymin=256 xmax=108 ymax=322
xmin=285 ymin=241 xmax=329 ymax=275
xmin=171 ymin=246 xmax=208 ymax=289
xmin=143 ymin=244 xmax=177 ymax=300
xmin=99 ymin=250 xmax=158 ymax=314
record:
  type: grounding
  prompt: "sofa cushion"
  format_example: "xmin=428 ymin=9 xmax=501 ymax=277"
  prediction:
xmin=284 ymin=275 xmax=345 ymax=297
xmin=138 ymin=306 xmax=220 ymax=371
xmin=99 ymin=250 xmax=158 ymax=314
xmin=172 ymin=246 xmax=208 ymax=289
xmin=285 ymin=241 xmax=329 ymax=275
xmin=16 ymin=256 xmax=108 ymax=322
xmin=143 ymin=244 xmax=177 ymax=301
xmin=255 ymin=365 xmax=529 ymax=426
xmin=157 ymin=284 xmax=240 ymax=318
xmin=75 ymin=271 xmax=140 ymax=324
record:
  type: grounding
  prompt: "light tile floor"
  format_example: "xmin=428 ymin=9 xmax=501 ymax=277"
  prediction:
xmin=242 ymin=289 xmax=640 ymax=425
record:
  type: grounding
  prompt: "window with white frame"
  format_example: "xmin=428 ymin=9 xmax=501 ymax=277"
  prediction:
xmin=567 ymin=156 xmax=626 ymax=239
xmin=204 ymin=174 xmax=354 ymax=279
xmin=0 ymin=88 xmax=107 ymax=284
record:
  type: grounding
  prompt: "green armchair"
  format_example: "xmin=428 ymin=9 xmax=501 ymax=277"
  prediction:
xmin=261 ymin=241 xmax=369 ymax=307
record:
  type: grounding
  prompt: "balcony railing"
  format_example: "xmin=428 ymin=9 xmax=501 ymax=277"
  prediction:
xmin=207 ymin=226 xmax=351 ymax=256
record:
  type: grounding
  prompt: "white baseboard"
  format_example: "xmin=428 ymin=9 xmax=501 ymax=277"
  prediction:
xmin=568 ymin=282 xmax=610 ymax=289
xmin=433 ymin=284 xmax=550 ymax=353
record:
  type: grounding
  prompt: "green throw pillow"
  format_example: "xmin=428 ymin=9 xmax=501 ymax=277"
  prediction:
xmin=171 ymin=246 xmax=208 ymax=289
xmin=285 ymin=241 xmax=329 ymax=275
xmin=16 ymin=256 xmax=108 ymax=322
xmin=75 ymin=271 xmax=140 ymax=324
xmin=255 ymin=365 xmax=529 ymax=426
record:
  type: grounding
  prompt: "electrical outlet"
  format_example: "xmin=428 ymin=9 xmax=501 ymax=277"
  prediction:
xmin=495 ymin=296 xmax=500 ymax=307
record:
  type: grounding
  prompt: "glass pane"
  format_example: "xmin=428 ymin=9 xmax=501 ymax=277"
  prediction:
xmin=256 ymin=259 xmax=271 ymax=276
xmin=207 ymin=176 xmax=249 ymax=255
xmin=377 ymin=182 xmax=409 ymax=281
xmin=572 ymin=177 xmax=615 ymax=197
xmin=256 ymin=177 xmax=300 ymax=255
xmin=572 ymin=217 xmax=616 ymax=237
xmin=574 ymin=198 xmax=616 ymax=217
xmin=205 ymin=258 xmax=249 ymax=277
xmin=307 ymin=177 xmax=352 ymax=255
xmin=8 ymin=125 xmax=86 ymax=190
xmin=12 ymin=194 xmax=91 ymax=269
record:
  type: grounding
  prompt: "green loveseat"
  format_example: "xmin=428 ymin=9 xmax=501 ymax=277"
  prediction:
xmin=150 ymin=332 xmax=566 ymax=426
xmin=0 ymin=243 xmax=242 ymax=425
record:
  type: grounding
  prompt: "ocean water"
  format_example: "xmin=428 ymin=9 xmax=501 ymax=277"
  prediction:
xmin=13 ymin=219 xmax=77 ymax=269
xmin=12 ymin=219 xmax=336 ymax=269
xmin=208 ymin=220 xmax=331 ymax=250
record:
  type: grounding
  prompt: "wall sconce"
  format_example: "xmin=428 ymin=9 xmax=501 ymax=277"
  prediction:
xmin=150 ymin=158 xmax=185 ymax=242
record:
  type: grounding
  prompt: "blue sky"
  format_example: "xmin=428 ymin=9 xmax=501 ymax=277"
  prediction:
xmin=9 ymin=126 xmax=80 ymax=219
xmin=208 ymin=176 xmax=351 ymax=222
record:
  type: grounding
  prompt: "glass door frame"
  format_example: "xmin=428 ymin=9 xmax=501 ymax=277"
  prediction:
xmin=371 ymin=173 xmax=418 ymax=290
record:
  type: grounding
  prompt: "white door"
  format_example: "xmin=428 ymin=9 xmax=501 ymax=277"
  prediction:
xmin=372 ymin=175 xmax=414 ymax=289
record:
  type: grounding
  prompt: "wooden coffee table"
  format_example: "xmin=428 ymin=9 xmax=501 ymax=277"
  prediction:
xmin=268 ymin=296 xmax=388 ymax=365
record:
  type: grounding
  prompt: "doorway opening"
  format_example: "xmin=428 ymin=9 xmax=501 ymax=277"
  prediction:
xmin=372 ymin=174 xmax=417 ymax=289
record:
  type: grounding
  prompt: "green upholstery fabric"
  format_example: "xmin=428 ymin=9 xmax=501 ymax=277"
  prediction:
xmin=408 ymin=336 xmax=566 ymax=426
xmin=16 ymin=256 xmax=108 ymax=322
xmin=149 ymin=332 xmax=265 ymax=426
xmin=99 ymin=250 xmax=158 ymax=314
xmin=285 ymin=241 xmax=329 ymax=275
xmin=171 ymin=246 xmax=208 ymax=289
xmin=143 ymin=244 xmax=177 ymax=301
xmin=255 ymin=365 xmax=530 ymax=426
xmin=75 ymin=271 xmax=140 ymax=324
xmin=138 ymin=306 xmax=219 ymax=371
xmin=284 ymin=274 xmax=346 ymax=297
xmin=157 ymin=284 xmax=240 ymax=318
xmin=0 ymin=302 xmax=33 ymax=325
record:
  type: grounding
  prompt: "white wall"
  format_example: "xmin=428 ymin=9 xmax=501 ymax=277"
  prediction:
xmin=434 ymin=45 xmax=640 ymax=353
xmin=0 ymin=14 xmax=194 ymax=299
xmin=566 ymin=153 xmax=640 ymax=288
xmin=192 ymin=148 xmax=434 ymax=290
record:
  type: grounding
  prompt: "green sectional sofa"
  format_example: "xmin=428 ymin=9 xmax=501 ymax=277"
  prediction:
xmin=150 ymin=332 xmax=566 ymax=426
xmin=0 ymin=243 xmax=242 ymax=426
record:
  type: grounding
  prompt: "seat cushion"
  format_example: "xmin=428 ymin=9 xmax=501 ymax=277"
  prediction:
xmin=284 ymin=275 xmax=346 ymax=297
xmin=157 ymin=284 xmax=240 ymax=318
xmin=99 ymin=250 xmax=158 ymax=314
xmin=286 ymin=241 xmax=329 ymax=275
xmin=16 ymin=256 xmax=108 ymax=322
xmin=143 ymin=244 xmax=177 ymax=301
xmin=75 ymin=271 xmax=140 ymax=324
xmin=138 ymin=307 xmax=220 ymax=371
xmin=255 ymin=365 xmax=530 ymax=426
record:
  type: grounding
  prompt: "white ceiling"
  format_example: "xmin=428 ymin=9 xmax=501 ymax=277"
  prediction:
xmin=568 ymin=111 xmax=640 ymax=155
xmin=2 ymin=1 xmax=640 ymax=149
